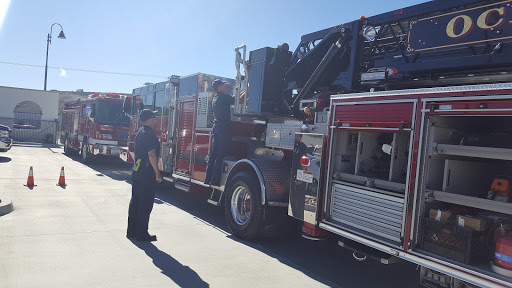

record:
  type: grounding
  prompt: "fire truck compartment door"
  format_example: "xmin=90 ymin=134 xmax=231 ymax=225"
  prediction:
xmin=334 ymin=101 xmax=415 ymax=130
xmin=289 ymin=133 xmax=325 ymax=224
xmin=174 ymin=100 xmax=195 ymax=178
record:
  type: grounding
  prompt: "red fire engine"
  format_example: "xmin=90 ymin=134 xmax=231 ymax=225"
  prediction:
xmin=61 ymin=93 xmax=131 ymax=162
xmin=121 ymin=1 xmax=512 ymax=287
xmin=121 ymin=74 xmax=235 ymax=171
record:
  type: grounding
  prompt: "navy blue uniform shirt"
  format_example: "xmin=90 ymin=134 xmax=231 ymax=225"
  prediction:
xmin=134 ymin=125 xmax=160 ymax=166
xmin=212 ymin=92 xmax=235 ymax=123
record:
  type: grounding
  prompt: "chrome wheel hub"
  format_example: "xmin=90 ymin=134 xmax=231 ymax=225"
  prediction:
xmin=231 ymin=186 xmax=251 ymax=226
xmin=82 ymin=143 xmax=87 ymax=160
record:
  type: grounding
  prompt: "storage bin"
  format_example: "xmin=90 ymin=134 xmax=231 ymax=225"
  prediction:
xmin=420 ymin=218 xmax=489 ymax=265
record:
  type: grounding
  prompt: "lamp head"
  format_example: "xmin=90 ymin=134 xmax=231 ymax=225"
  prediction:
xmin=58 ymin=30 xmax=66 ymax=39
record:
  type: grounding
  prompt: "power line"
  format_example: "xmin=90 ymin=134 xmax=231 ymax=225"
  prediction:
xmin=0 ymin=61 xmax=166 ymax=78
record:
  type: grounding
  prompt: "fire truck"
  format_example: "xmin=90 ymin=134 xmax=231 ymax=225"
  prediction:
xmin=61 ymin=93 xmax=131 ymax=162
xmin=121 ymin=74 xmax=235 ymax=169
xmin=123 ymin=1 xmax=512 ymax=287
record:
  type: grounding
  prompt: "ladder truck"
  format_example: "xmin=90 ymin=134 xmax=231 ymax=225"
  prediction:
xmin=124 ymin=1 xmax=512 ymax=286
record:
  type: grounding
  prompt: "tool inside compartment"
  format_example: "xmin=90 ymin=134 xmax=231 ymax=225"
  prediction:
xmin=417 ymin=114 xmax=512 ymax=280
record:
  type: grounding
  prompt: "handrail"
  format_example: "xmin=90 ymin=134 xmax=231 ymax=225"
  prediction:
xmin=422 ymin=108 xmax=512 ymax=113
xmin=234 ymin=45 xmax=249 ymax=114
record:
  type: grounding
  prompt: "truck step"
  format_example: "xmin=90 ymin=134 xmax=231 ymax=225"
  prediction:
xmin=207 ymin=188 xmax=223 ymax=206
xmin=174 ymin=182 xmax=190 ymax=192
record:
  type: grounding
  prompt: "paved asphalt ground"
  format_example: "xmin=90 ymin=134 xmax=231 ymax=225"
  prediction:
xmin=0 ymin=143 xmax=422 ymax=288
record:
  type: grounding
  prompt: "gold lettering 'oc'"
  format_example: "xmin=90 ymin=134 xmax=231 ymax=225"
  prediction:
xmin=446 ymin=15 xmax=473 ymax=39
xmin=477 ymin=7 xmax=505 ymax=30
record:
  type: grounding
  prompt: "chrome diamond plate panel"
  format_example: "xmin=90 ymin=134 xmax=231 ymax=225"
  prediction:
xmin=266 ymin=123 xmax=328 ymax=150
xmin=251 ymin=158 xmax=291 ymax=204
xmin=279 ymin=125 xmax=301 ymax=148
xmin=266 ymin=123 xmax=281 ymax=147
xmin=196 ymin=92 xmax=213 ymax=128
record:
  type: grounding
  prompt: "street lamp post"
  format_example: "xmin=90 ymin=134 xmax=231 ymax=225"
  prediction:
xmin=44 ymin=23 xmax=66 ymax=91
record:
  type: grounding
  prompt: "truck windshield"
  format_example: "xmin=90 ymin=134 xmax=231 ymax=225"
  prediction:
xmin=94 ymin=100 xmax=131 ymax=127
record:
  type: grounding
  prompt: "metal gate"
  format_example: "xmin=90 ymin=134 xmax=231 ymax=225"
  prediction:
xmin=0 ymin=117 xmax=58 ymax=143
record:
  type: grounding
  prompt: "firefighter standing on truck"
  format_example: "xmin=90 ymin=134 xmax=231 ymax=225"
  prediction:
xmin=127 ymin=109 xmax=163 ymax=242
xmin=205 ymin=79 xmax=234 ymax=187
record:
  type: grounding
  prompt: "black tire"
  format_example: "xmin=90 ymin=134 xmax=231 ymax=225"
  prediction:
xmin=81 ymin=138 xmax=93 ymax=163
xmin=224 ymin=171 xmax=264 ymax=240
xmin=64 ymin=135 xmax=72 ymax=155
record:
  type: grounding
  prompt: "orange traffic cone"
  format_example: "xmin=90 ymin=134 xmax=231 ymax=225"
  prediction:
xmin=25 ymin=166 xmax=35 ymax=187
xmin=57 ymin=167 xmax=66 ymax=187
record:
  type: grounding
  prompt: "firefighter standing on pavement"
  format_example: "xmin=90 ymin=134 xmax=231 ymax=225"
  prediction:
xmin=127 ymin=109 xmax=163 ymax=242
xmin=205 ymin=79 xmax=234 ymax=187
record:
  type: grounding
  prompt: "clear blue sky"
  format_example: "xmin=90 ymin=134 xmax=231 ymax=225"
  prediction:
xmin=0 ymin=0 xmax=425 ymax=93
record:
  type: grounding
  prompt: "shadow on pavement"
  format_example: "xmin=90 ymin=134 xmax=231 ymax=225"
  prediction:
xmin=13 ymin=143 xmax=62 ymax=149
xmin=131 ymin=241 xmax=209 ymax=288
xmin=64 ymin=152 xmax=134 ymax=183
xmin=152 ymin=187 xmax=343 ymax=288
xmin=0 ymin=156 xmax=11 ymax=163
xmin=153 ymin=186 xmax=421 ymax=288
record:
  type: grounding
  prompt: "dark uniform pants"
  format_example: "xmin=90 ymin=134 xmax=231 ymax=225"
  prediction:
xmin=205 ymin=123 xmax=231 ymax=186
xmin=127 ymin=169 xmax=156 ymax=238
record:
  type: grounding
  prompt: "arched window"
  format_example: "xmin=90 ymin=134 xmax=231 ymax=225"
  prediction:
xmin=13 ymin=101 xmax=43 ymax=129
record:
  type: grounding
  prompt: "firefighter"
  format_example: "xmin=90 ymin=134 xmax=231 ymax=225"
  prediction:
xmin=127 ymin=109 xmax=163 ymax=242
xmin=204 ymin=79 xmax=235 ymax=187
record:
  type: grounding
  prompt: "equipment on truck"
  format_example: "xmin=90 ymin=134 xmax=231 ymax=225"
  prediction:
xmin=495 ymin=225 xmax=512 ymax=271
xmin=488 ymin=177 xmax=512 ymax=202
xmin=60 ymin=93 xmax=130 ymax=163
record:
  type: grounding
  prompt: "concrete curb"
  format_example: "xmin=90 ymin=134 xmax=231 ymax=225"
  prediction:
xmin=0 ymin=198 xmax=14 ymax=216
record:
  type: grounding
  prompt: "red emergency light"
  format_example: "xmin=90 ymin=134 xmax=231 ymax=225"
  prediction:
xmin=300 ymin=156 xmax=310 ymax=166
xmin=100 ymin=93 xmax=121 ymax=98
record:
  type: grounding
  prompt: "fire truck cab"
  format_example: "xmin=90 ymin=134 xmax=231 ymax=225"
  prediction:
xmin=61 ymin=93 xmax=130 ymax=162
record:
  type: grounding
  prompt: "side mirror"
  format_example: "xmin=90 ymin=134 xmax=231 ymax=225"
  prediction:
xmin=123 ymin=97 xmax=132 ymax=114
xmin=90 ymin=104 xmax=96 ymax=118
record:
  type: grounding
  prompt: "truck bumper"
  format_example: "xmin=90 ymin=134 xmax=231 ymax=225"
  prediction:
xmin=92 ymin=144 xmax=125 ymax=157
xmin=0 ymin=138 xmax=13 ymax=151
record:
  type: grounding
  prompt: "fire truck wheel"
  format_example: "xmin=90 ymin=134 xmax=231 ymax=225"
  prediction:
xmin=63 ymin=136 xmax=71 ymax=155
xmin=63 ymin=135 xmax=77 ymax=155
xmin=81 ymin=138 xmax=93 ymax=163
xmin=225 ymin=171 xmax=263 ymax=240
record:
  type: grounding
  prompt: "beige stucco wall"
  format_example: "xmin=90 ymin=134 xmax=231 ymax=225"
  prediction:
xmin=0 ymin=86 xmax=59 ymax=120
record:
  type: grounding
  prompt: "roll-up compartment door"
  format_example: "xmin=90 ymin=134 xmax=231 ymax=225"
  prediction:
xmin=334 ymin=102 xmax=415 ymax=130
